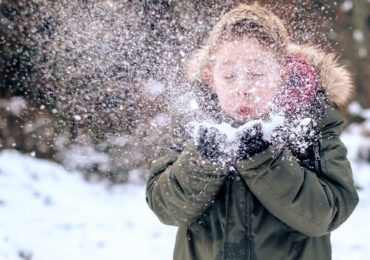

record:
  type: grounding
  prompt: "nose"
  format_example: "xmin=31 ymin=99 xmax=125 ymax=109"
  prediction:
xmin=239 ymin=89 xmax=250 ymax=98
xmin=235 ymin=83 xmax=251 ymax=98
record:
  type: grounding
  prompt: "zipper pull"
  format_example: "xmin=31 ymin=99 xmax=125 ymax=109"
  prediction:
xmin=313 ymin=139 xmax=323 ymax=175
xmin=313 ymin=140 xmax=320 ymax=161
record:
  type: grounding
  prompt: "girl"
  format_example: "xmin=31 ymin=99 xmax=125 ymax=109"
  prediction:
xmin=146 ymin=3 xmax=359 ymax=260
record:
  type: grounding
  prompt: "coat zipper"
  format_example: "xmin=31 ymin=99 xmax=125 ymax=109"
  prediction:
xmin=222 ymin=174 xmax=232 ymax=260
xmin=246 ymin=189 xmax=252 ymax=260
xmin=313 ymin=138 xmax=323 ymax=176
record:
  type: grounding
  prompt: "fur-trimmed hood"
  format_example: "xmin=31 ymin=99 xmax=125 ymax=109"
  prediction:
xmin=287 ymin=44 xmax=354 ymax=108
xmin=187 ymin=43 xmax=354 ymax=110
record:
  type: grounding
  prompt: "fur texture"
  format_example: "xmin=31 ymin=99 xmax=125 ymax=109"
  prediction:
xmin=287 ymin=44 xmax=354 ymax=108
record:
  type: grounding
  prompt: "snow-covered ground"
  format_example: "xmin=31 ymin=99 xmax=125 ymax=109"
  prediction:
xmin=0 ymin=151 xmax=176 ymax=260
xmin=332 ymin=126 xmax=370 ymax=260
xmin=0 ymin=126 xmax=370 ymax=259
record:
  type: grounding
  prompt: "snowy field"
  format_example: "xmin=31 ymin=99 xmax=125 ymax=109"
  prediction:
xmin=0 ymin=151 xmax=176 ymax=260
xmin=1 ymin=128 xmax=370 ymax=259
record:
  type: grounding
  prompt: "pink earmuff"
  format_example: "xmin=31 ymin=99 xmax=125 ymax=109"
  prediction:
xmin=277 ymin=55 xmax=318 ymax=112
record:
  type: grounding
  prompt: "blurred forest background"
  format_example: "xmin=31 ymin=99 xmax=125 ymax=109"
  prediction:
xmin=0 ymin=0 xmax=369 ymax=184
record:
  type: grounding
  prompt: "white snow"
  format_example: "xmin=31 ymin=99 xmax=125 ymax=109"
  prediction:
xmin=340 ymin=0 xmax=353 ymax=12
xmin=353 ymin=30 xmax=365 ymax=43
xmin=332 ymin=130 xmax=370 ymax=260
xmin=59 ymin=144 xmax=111 ymax=172
xmin=189 ymin=99 xmax=199 ymax=110
xmin=174 ymin=92 xmax=202 ymax=116
xmin=0 ymin=121 xmax=370 ymax=259
xmin=186 ymin=114 xmax=285 ymax=157
xmin=73 ymin=114 xmax=82 ymax=121
xmin=187 ymin=114 xmax=285 ymax=143
xmin=261 ymin=115 xmax=285 ymax=141
xmin=0 ymin=150 xmax=176 ymax=260
xmin=143 ymin=79 xmax=165 ymax=100
xmin=348 ymin=101 xmax=370 ymax=124
xmin=0 ymin=97 xmax=27 ymax=116
xmin=150 ymin=113 xmax=171 ymax=128
xmin=348 ymin=102 xmax=363 ymax=115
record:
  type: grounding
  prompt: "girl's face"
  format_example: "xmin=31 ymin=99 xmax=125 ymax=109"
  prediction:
xmin=203 ymin=39 xmax=282 ymax=123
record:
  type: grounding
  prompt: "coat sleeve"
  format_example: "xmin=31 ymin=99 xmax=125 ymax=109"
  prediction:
xmin=235 ymin=115 xmax=359 ymax=237
xmin=145 ymin=134 xmax=228 ymax=226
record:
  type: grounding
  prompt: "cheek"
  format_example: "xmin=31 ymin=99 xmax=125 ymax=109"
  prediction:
xmin=259 ymin=76 xmax=280 ymax=99
xmin=214 ymin=89 xmax=235 ymax=111
xmin=256 ymin=87 xmax=278 ymax=104
xmin=214 ymin=84 xmax=232 ymax=101
xmin=218 ymin=94 xmax=233 ymax=109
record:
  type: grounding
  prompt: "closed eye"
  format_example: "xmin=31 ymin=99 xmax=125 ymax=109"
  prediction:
xmin=224 ymin=74 xmax=236 ymax=80
xmin=248 ymin=72 xmax=264 ymax=78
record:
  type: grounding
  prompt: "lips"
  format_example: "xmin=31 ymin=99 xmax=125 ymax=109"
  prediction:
xmin=236 ymin=106 xmax=251 ymax=116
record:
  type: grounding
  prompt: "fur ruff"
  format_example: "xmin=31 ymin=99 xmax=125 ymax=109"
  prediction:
xmin=287 ymin=44 xmax=354 ymax=108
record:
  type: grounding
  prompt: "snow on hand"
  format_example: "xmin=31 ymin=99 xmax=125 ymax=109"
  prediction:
xmin=186 ymin=113 xmax=286 ymax=155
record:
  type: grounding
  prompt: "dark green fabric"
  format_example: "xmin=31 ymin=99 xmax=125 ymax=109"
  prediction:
xmin=146 ymin=102 xmax=359 ymax=260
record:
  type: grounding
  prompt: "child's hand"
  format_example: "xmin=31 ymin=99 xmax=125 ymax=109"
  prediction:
xmin=196 ymin=126 xmax=227 ymax=161
xmin=237 ymin=123 xmax=270 ymax=159
xmin=269 ymin=115 xmax=319 ymax=155
xmin=285 ymin=117 xmax=318 ymax=153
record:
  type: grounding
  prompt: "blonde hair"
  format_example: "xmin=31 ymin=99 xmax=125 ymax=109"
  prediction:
xmin=186 ymin=3 xmax=290 ymax=82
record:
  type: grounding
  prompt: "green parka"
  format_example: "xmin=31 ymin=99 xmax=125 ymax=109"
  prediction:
xmin=146 ymin=46 xmax=359 ymax=260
